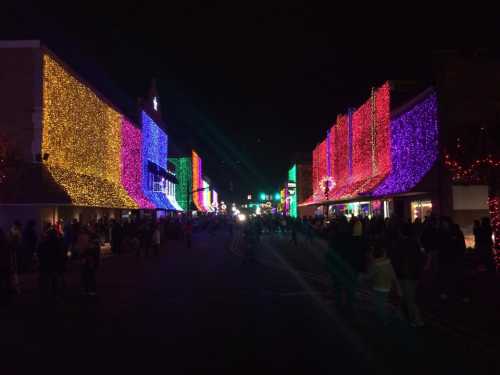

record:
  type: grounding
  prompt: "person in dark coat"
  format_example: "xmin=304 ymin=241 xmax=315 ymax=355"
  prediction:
xmin=8 ymin=221 xmax=22 ymax=280
xmin=476 ymin=217 xmax=496 ymax=273
xmin=70 ymin=219 xmax=81 ymax=259
xmin=0 ymin=228 xmax=13 ymax=305
xmin=111 ymin=220 xmax=123 ymax=255
xmin=37 ymin=226 xmax=65 ymax=301
xmin=449 ymin=223 xmax=470 ymax=302
xmin=184 ymin=221 xmax=193 ymax=249
xmin=392 ymin=223 xmax=426 ymax=327
xmin=326 ymin=215 xmax=359 ymax=313
xmin=420 ymin=215 xmax=441 ymax=285
xmin=21 ymin=220 xmax=37 ymax=273
xmin=81 ymin=229 xmax=100 ymax=296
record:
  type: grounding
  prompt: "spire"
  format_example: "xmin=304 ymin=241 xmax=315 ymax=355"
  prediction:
xmin=148 ymin=78 xmax=161 ymax=115
xmin=141 ymin=77 xmax=164 ymax=126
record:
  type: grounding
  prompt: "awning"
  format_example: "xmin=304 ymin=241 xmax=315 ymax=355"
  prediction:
xmin=166 ymin=195 xmax=183 ymax=211
xmin=46 ymin=166 xmax=138 ymax=209
xmin=298 ymin=195 xmax=316 ymax=207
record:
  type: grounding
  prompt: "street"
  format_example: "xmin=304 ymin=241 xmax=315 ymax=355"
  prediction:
xmin=1 ymin=227 xmax=499 ymax=374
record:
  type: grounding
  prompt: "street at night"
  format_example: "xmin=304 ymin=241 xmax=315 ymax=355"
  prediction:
xmin=2 ymin=226 xmax=499 ymax=373
xmin=2 ymin=4 xmax=500 ymax=374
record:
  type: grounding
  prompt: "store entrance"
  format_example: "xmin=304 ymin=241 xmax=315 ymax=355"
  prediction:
xmin=411 ymin=200 xmax=432 ymax=222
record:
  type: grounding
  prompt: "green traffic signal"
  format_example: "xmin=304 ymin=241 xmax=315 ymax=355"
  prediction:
xmin=259 ymin=192 xmax=266 ymax=201
xmin=274 ymin=193 xmax=281 ymax=201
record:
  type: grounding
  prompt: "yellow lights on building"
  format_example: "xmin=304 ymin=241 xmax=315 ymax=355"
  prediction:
xmin=42 ymin=54 xmax=137 ymax=209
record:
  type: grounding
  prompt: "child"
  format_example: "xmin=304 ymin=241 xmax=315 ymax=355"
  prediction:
xmin=361 ymin=244 xmax=402 ymax=325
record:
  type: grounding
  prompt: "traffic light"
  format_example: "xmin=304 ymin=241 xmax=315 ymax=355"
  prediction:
xmin=259 ymin=192 xmax=266 ymax=201
xmin=274 ymin=193 xmax=281 ymax=201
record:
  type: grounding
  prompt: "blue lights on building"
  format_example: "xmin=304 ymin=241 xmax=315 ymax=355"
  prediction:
xmin=141 ymin=111 xmax=175 ymax=210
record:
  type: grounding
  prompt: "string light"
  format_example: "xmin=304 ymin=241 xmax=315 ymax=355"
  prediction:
xmin=203 ymin=180 xmax=211 ymax=211
xmin=212 ymin=190 xmax=218 ymax=211
xmin=488 ymin=196 xmax=500 ymax=267
xmin=326 ymin=130 xmax=332 ymax=177
xmin=372 ymin=92 xmax=438 ymax=196
xmin=317 ymin=140 xmax=328 ymax=197
xmin=333 ymin=114 xmax=350 ymax=190
xmin=121 ymin=118 xmax=155 ymax=208
xmin=374 ymin=83 xmax=392 ymax=179
xmin=192 ymin=150 xmax=204 ymax=211
xmin=328 ymin=82 xmax=391 ymax=200
xmin=445 ymin=154 xmax=500 ymax=184
xmin=42 ymin=54 xmax=137 ymax=208
xmin=170 ymin=157 xmax=192 ymax=211
xmin=288 ymin=164 xmax=298 ymax=218
xmin=141 ymin=111 xmax=172 ymax=209
xmin=312 ymin=144 xmax=320 ymax=201
xmin=352 ymin=95 xmax=373 ymax=183
xmin=309 ymin=83 xmax=438 ymax=204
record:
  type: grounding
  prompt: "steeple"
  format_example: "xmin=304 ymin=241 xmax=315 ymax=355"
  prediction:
xmin=145 ymin=78 xmax=162 ymax=124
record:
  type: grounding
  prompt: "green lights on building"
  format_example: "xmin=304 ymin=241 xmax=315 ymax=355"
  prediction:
xmin=170 ymin=157 xmax=192 ymax=211
xmin=288 ymin=164 xmax=298 ymax=218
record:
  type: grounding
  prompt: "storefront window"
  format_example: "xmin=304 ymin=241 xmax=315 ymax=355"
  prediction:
xmin=411 ymin=200 xmax=432 ymax=222
xmin=383 ymin=200 xmax=391 ymax=218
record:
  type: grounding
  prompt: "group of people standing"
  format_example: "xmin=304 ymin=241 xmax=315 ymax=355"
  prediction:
xmin=321 ymin=213 xmax=496 ymax=327
xmin=0 ymin=214 xmax=200 ymax=306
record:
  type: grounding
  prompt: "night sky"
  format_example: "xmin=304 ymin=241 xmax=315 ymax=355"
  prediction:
xmin=2 ymin=2 xmax=436 ymax=202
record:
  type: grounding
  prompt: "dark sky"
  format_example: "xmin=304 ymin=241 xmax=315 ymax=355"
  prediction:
xmin=2 ymin=2 xmax=436 ymax=202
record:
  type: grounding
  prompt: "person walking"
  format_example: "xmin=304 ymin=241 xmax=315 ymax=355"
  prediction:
xmin=392 ymin=223 xmax=426 ymax=327
xmin=475 ymin=217 xmax=496 ymax=273
xmin=421 ymin=215 xmax=441 ymax=282
xmin=326 ymin=216 xmax=359 ymax=314
xmin=184 ymin=220 xmax=193 ymax=249
xmin=7 ymin=221 xmax=22 ymax=295
xmin=21 ymin=220 xmax=37 ymax=273
xmin=436 ymin=217 xmax=455 ymax=300
xmin=450 ymin=223 xmax=470 ymax=303
xmin=290 ymin=220 xmax=298 ymax=247
xmin=37 ymin=225 xmax=65 ymax=301
xmin=152 ymin=223 xmax=161 ymax=256
xmin=81 ymin=229 xmax=100 ymax=296
xmin=111 ymin=220 xmax=123 ymax=255
xmin=138 ymin=222 xmax=152 ymax=257
xmin=361 ymin=244 xmax=402 ymax=326
xmin=0 ymin=228 xmax=13 ymax=306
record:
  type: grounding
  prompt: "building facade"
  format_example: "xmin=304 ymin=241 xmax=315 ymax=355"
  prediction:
xmin=0 ymin=41 xmax=182 ymax=231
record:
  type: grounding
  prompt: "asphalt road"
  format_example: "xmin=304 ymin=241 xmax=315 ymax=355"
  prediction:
xmin=1 ymin=228 xmax=496 ymax=374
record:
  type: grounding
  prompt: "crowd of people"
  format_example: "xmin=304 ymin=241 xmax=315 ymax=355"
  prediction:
xmin=320 ymin=214 xmax=495 ymax=326
xmin=1 ymin=210 xmax=496 ymax=329
xmin=242 ymin=212 xmax=496 ymax=328
xmin=0 ymin=214 xmax=225 ymax=306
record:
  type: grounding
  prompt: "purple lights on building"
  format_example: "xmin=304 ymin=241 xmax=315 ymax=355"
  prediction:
xmin=372 ymin=92 xmax=438 ymax=196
